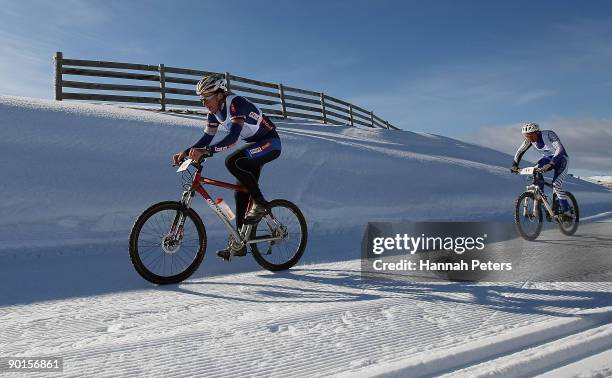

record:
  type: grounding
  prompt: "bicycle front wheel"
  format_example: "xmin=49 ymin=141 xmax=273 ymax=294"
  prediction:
xmin=250 ymin=199 xmax=307 ymax=271
xmin=129 ymin=201 xmax=207 ymax=284
xmin=514 ymin=191 xmax=543 ymax=241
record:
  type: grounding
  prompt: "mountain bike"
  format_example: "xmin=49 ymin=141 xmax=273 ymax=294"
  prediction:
xmin=513 ymin=165 xmax=579 ymax=241
xmin=129 ymin=158 xmax=307 ymax=284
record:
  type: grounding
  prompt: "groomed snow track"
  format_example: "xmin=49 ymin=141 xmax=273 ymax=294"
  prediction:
xmin=2 ymin=257 xmax=611 ymax=377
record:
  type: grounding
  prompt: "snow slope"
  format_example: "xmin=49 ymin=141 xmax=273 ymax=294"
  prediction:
xmin=583 ymin=176 xmax=612 ymax=189
xmin=1 ymin=96 xmax=611 ymax=377
xmin=1 ymin=95 xmax=610 ymax=257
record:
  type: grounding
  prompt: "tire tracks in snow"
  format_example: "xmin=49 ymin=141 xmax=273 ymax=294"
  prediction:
xmin=3 ymin=260 xmax=610 ymax=377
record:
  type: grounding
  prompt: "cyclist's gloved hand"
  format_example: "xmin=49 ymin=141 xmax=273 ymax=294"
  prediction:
xmin=510 ymin=164 xmax=519 ymax=173
xmin=540 ymin=163 xmax=554 ymax=172
xmin=173 ymin=151 xmax=187 ymax=165
xmin=188 ymin=146 xmax=214 ymax=162
xmin=203 ymin=146 xmax=214 ymax=157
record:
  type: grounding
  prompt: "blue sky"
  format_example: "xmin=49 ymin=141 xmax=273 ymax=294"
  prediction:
xmin=1 ymin=0 xmax=611 ymax=174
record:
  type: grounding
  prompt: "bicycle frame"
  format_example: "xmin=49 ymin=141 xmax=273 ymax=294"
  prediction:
xmin=523 ymin=172 xmax=556 ymax=218
xmin=178 ymin=160 xmax=284 ymax=250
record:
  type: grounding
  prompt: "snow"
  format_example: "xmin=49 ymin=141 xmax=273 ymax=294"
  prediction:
xmin=1 ymin=95 xmax=611 ymax=377
xmin=2 ymin=95 xmax=610 ymax=256
xmin=1 ymin=258 xmax=611 ymax=377
xmin=582 ymin=176 xmax=612 ymax=189
xmin=536 ymin=349 xmax=612 ymax=378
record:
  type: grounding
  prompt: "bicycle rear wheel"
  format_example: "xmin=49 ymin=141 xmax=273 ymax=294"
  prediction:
xmin=250 ymin=199 xmax=307 ymax=271
xmin=129 ymin=201 xmax=207 ymax=284
xmin=558 ymin=192 xmax=579 ymax=236
xmin=514 ymin=191 xmax=543 ymax=241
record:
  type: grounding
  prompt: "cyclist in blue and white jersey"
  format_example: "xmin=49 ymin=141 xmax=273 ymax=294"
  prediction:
xmin=511 ymin=122 xmax=571 ymax=216
xmin=172 ymin=74 xmax=281 ymax=259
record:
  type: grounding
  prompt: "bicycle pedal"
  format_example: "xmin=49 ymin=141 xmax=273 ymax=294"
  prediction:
xmin=216 ymin=252 xmax=232 ymax=262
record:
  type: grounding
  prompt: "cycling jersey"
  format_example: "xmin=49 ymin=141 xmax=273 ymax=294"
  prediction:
xmin=187 ymin=95 xmax=276 ymax=153
xmin=184 ymin=93 xmax=282 ymax=228
xmin=513 ymin=130 xmax=568 ymax=166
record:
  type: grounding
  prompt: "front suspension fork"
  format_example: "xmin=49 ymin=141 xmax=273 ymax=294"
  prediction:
xmin=169 ymin=190 xmax=195 ymax=239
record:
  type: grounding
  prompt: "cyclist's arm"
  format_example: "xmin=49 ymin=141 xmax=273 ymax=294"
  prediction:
xmin=185 ymin=126 xmax=217 ymax=152
xmin=209 ymin=118 xmax=244 ymax=153
xmin=548 ymin=131 xmax=566 ymax=166
xmin=513 ymin=139 xmax=531 ymax=166
xmin=184 ymin=116 xmax=219 ymax=154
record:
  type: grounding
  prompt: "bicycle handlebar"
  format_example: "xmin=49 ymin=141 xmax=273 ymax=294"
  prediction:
xmin=173 ymin=157 xmax=208 ymax=169
xmin=515 ymin=165 xmax=547 ymax=175
xmin=192 ymin=158 xmax=207 ymax=169
xmin=515 ymin=165 xmax=554 ymax=187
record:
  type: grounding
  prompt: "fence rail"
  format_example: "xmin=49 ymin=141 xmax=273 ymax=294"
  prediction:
xmin=53 ymin=52 xmax=399 ymax=130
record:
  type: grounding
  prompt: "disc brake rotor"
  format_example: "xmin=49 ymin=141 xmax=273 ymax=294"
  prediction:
xmin=161 ymin=234 xmax=181 ymax=254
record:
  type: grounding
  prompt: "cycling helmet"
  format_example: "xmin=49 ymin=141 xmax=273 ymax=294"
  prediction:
xmin=521 ymin=122 xmax=539 ymax=134
xmin=196 ymin=73 xmax=227 ymax=96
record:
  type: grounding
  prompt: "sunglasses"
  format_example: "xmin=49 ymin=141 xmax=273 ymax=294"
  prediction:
xmin=199 ymin=93 xmax=217 ymax=102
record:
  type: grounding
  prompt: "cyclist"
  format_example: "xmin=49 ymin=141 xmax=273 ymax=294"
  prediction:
xmin=172 ymin=74 xmax=281 ymax=259
xmin=511 ymin=122 xmax=571 ymax=217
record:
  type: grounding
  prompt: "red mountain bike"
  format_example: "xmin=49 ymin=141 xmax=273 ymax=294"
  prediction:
xmin=129 ymin=158 xmax=307 ymax=284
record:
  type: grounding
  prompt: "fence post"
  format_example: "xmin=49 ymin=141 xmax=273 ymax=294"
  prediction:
xmin=158 ymin=64 xmax=166 ymax=111
xmin=53 ymin=51 xmax=63 ymax=101
xmin=369 ymin=111 xmax=375 ymax=128
xmin=348 ymin=105 xmax=354 ymax=127
xmin=225 ymin=72 xmax=231 ymax=91
xmin=278 ymin=83 xmax=287 ymax=118
xmin=320 ymin=92 xmax=327 ymax=124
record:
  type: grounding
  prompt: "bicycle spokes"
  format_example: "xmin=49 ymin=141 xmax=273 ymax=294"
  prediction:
xmin=250 ymin=201 xmax=306 ymax=269
xmin=137 ymin=208 xmax=201 ymax=278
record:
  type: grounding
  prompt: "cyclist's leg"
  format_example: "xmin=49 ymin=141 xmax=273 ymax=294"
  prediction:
xmin=234 ymin=166 xmax=262 ymax=229
xmin=226 ymin=137 xmax=281 ymax=223
xmin=230 ymin=147 xmax=280 ymax=202
xmin=552 ymin=157 xmax=569 ymax=211
xmin=536 ymin=157 xmax=551 ymax=190
xmin=225 ymin=146 xmax=256 ymax=230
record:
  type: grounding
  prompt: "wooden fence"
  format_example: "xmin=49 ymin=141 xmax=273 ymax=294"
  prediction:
xmin=53 ymin=52 xmax=399 ymax=130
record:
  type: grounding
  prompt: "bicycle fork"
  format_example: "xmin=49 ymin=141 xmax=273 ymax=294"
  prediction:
xmin=524 ymin=186 xmax=555 ymax=219
xmin=164 ymin=190 xmax=195 ymax=247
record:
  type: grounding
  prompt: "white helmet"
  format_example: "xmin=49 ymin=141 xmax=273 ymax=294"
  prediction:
xmin=196 ymin=73 xmax=227 ymax=96
xmin=521 ymin=122 xmax=539 ymax=134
